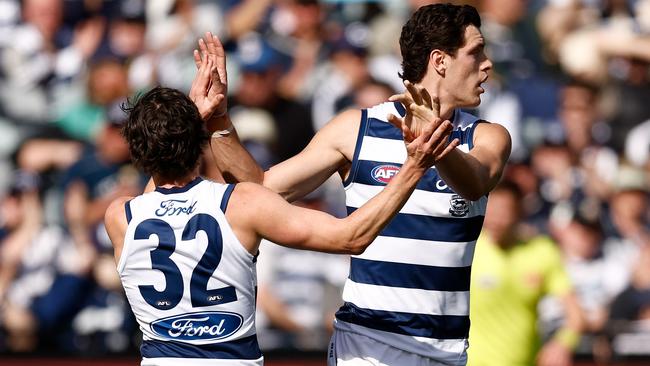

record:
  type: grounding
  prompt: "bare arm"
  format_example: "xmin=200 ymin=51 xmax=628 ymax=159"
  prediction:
xmin=263 ymin=109 xmax=359 ymax=201
xmin=225 ymin=0 xmax=273 ymax=40
xmin=435 ymin=122 xmax=511 ymax=201
xmin=104 ymin=196 xmax=132 ymax=265
xmin=0 ymin=192 xmax=41 ymax=302
xmin=228 ymin=123 xmax=450 ymax=254
xmin=597 ymin=32 xmax=650 ymax=62
xmin=207 ymin=114 xmax=264 ymax=184
xmin=537 ymin=292 xmax=583 ymax=366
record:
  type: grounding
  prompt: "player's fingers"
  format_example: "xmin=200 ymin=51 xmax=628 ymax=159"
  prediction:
xmin=387 ymin=114 xmax=413 ymax=141
xmin=212 ymin=34 xmax=228 ymax=85
xmin=193 ymin=49 xmax=202 ymax=69
xmin=420 ymin=86 xmax=434 ymax=110
xmin=388 ymin=93 xmax=413 ymax=108
xmin=404 ymin=80 xmax=423 ymax=105
xmin=205 ymin=32 xmax=218 ymax=63
xmin=387 ymin=113 xmax=403 ymax=129
xmin=388 ymin=93 xmax=403 ymax=102
xmin=190 ymin=58 xmax=209 ymax=98
xmin=199 ymin=58 xmax=213 ymax=93
xmin=431 ymin=134 xmax=455 ymax=158
xmin=425 ymin=120 xmax=452 ymax=150
xmin=431 ymin=95 xmax=441 ymax=118
xmin=198 ymin=38 xmax=208 ymax=62
xmin=436 ymin=138 xmax=459 ymax=161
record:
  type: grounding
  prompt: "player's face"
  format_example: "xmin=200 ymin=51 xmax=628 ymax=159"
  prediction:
xmin=443 ymin=25 xmax=492 ymax=108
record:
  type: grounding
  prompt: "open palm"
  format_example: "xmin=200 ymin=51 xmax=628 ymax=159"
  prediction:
xmin=189 ymin=32 xmax=228 ymax=120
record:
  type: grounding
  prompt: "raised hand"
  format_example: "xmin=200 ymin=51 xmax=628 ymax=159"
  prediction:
xmin=407 ymin=121 xmax=456 ymax=171
xmin=189 ymin=32 xmax=228 ymax=120
xmin=388 ymin=81 xmax=459 ymax=164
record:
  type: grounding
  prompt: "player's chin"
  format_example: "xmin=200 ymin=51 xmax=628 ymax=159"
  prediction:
xmin=465 ymin=95 xmax=482 ymax=108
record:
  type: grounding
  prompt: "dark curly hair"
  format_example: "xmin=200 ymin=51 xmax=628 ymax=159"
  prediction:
xmin=399 ymin=3 xmax=481 ymax=83
xmin=121 ymin=87 xmax=209 ymax=181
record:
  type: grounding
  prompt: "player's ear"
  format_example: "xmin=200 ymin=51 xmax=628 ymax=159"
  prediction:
xmin=429 ymin=49 xmax=446 ymax=76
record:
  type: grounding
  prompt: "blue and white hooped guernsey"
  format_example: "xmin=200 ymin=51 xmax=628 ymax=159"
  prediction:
xmin=119 ymin=178 xmax=262 ymax=366
xmin=334 ymin=102 xmax=487 ymax=365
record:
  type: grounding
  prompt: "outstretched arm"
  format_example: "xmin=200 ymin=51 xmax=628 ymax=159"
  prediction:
xmin=228 ymin=122 xmax=453 ymax=254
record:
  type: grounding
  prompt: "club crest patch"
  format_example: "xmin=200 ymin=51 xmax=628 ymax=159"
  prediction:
xmin=449 ymin=194 xmax=469 ymax=217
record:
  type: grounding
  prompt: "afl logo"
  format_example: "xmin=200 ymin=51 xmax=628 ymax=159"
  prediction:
xmin=371 ymin=165 xmax=400 ymax=184
xmin=449 ymin=194 xmax=469 ymax=217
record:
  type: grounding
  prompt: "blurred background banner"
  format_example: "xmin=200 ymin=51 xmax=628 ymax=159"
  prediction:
xmin=0 ymin=0 xmax=648 ymax=365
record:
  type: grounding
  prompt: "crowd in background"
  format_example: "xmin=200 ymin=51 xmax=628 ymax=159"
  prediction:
xmin=0 ymin=0 xmax=648 ymax=363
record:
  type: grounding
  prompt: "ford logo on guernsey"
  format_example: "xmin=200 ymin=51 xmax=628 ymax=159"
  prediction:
xmin=151 ymin=311 xmax=243 ymax=341
xmin=371 ymin=165 xmax=400 ymax=184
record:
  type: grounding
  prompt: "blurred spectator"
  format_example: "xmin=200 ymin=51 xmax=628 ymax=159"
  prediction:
xmin=555 ymin=80 xmax=618 ymax=201
xmin=61 ymin=100 xmax=144 ymax=271
xmin=607 ymin=166 xmax=649 ymax=240
xmin=552 ymin=209 xmax=630 ymax=360
xmin=256 ymin=195 xmax=349 ymax=351
xmin=469 ymin=180 xmax=582 ymax=366
xmin=56 ymin=58 xmax=130 ymax=141
xmin=311 ymin=27 xmax=371 ymax=130
xmin=0 ymin=0 xmax=103 ymax=124
xmin=271 ymin=0 xmax=327 ymax=102
xmin=606 ymin=245 xmax=650 ymax=357
xmin=610 ymin=245 xmax=650 ymax=323
xmin=335 ymin=78 xmax=395 ymax=111
xmin=0 ymin=172 xmax=88 ymax=352
xmin=601 ymin=57 xmax=650 ymax=153
xmin=624 ymin=119 xmax=650 ymax=169
xmin=229 ymin=34 xmax=313 ymax=164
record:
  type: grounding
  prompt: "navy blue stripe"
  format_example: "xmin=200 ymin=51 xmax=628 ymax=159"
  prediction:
xmin=141 ymin=335 xmax=261 ymax=359
xmin=125 ymin=200 xmax=132 ymax=224
xmin=393 ymin=101 xmax=406 ymax=117
xmin=343 ymin=109 xmax=368 ymax=187
xmin=155 ymin=177 xmax=203 ymax=194
xmin=220 ymin=184 xmax=236 ymax=212
xmin=366 ymin=117 xmax=469 ymax=143
xmin=466 ymin=120 xmax=486 ymax=150
xmin=366 ymin=117 xmax=403 ymax=140
xmin=349 ymin=257 xmax=471 ymax=291
xmin=352 ymin=160 xmax=453 ymax=193
xmin=336 ymin=302 xmax=469 ymax=339
xmin=346 ymin=207 xmax=483 ymax=242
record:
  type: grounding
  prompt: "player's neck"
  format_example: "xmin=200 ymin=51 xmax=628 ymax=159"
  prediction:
xmin=153 ymin=171 xmax=200 ymax=189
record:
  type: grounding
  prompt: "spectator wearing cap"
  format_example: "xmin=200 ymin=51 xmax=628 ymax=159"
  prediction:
xmin=229 ymin=33 xmax=314 ymax=164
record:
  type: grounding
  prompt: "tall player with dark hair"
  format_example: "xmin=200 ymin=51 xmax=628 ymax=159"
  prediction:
xmin=103 ymin=55 xmax=452 ymax=364
xmin=204 ymin=3 xmax=511 ymax=365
